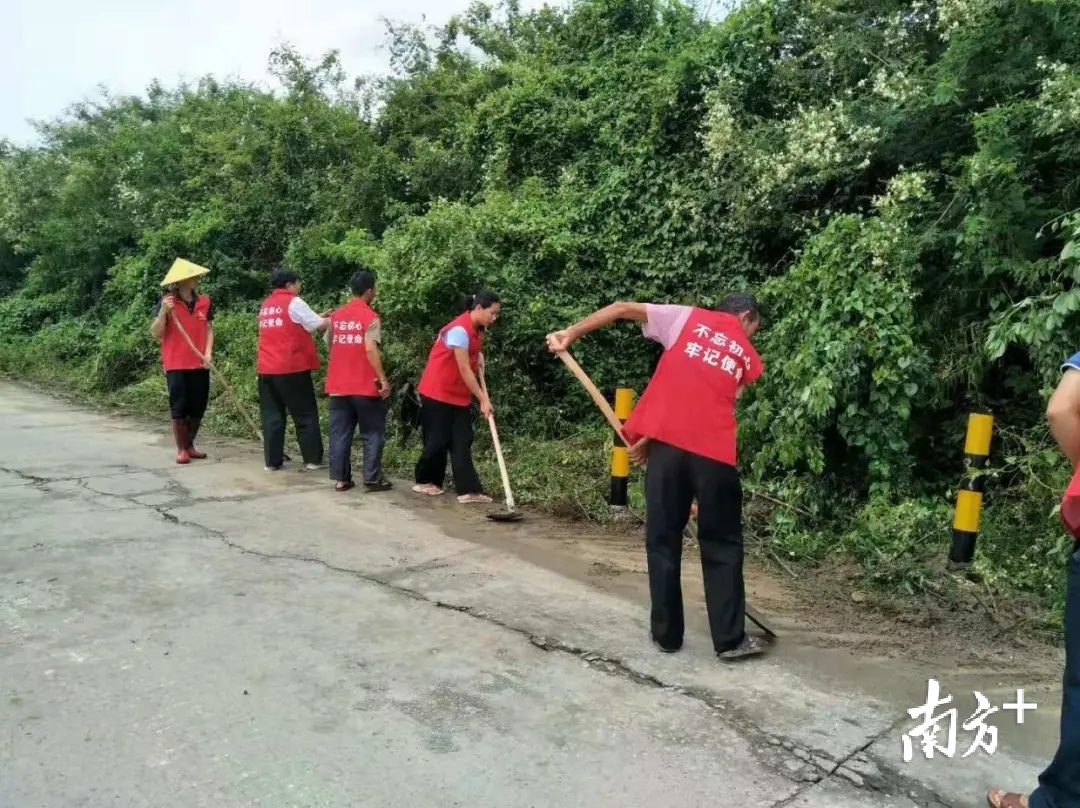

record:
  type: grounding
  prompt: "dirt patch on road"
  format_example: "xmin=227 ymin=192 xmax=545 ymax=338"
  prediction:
xmin=406 ymin=492 xmax=1064 ymax=688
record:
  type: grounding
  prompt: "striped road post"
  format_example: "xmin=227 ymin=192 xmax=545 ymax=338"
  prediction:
xmin=609 ymin=388 xmax=634 ymax=509
xmin=949 ymin=412 xmax=994 ymax=564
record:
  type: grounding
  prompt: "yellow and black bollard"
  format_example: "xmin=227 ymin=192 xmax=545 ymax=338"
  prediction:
xmin=949 ymin=412 xmax=994 ymax=564
xmin=609 ymin=388 xmax=634 ymax=509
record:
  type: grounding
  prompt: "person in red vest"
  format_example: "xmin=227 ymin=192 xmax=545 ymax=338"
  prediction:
xmin=256 ymin=267 xmax=330 ymax=472
xmin=150 ymin=259 xmax=214 ymax=465
xmin=324 ymin=270 xmax=393 ymax=493
xmin=412 ymin=291 xmax=501 ymax=504
xmin=986 ymin=349 xmax=1080 ymax=808
xmin=546 ymin=293 xmax=765 ymax=661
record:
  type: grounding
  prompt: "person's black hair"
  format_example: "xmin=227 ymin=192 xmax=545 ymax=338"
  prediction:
xmin=461 ymin=290 xmax=501 ymax=312
xmin=350 ymin=270 xmax=375 ymax=297
xmin=270 ymin=266 xmax=299 ymax=289
xmin=717 ymin=292 xmax=760 ymax=321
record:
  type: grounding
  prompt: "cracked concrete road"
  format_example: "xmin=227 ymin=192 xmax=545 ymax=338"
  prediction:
xmin=0 ymin=381 xmax=1056 ymax=807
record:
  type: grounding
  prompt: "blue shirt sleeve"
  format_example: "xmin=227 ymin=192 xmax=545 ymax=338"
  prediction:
xmin=1064 ymin=351 xmax=1080 ymax=374
xmin=443 ymin=326 xmax=470 ymax=350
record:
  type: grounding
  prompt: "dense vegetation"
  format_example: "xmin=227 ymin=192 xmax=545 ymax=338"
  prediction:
xmin=2 ymin=0 xmax=1080 ymax=622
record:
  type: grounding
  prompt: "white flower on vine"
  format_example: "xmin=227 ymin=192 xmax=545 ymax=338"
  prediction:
xmin=873 ymin=170 xmax=933 ymax=214
xmin=701 ymin=96 xmax=738 ymax=164
xmin=871 ymin=69 xmax=920 ymax=105
xmin=1034 ymin=59 xmax=1080 ymax=135
xmin=738 ymin=101 xmax=880 ymax=207
xmin=883 ymin=10 xmax=925 ymax=49
xmin=783 ymin=101 xmax=881 ymax=172
xmin=936 ymin=0 xmax=980 ymax=40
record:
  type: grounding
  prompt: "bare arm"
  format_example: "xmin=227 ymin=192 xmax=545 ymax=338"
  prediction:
xmin=150 ymin=310 xmax=167 ymax=339
xmin=454 ymin=348 xmax=487 ymax=403
xmin=364 ymin=318 xmax=389 ymax=395
xmin=204 ymin=324 xmax=214 ymax=363
xmin=366 ymin=339 xmax=389 ymax=390
xmin=150 ymin=296 xmax=171 ymax=339
xmin=1048 ymin=369 xmax=1080 ymax=466
xmin=561 ymin=302 xmax=648 ymax=344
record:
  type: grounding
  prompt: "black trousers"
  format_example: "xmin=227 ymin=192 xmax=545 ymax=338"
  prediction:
xmin=1030 ymin=546 xmax=1080 ymax=808
xmin=644 ymin=440 xmax=745 ymax=654
xmin=414 ymin=395 xmax=482 ymax=495
xmin=165 ymin=369 xmax=210 ymax=420
xmin=328 ymin=395 xmax=387 ymax=484
xmin=257 ymin=371 xmax=323 ymax=468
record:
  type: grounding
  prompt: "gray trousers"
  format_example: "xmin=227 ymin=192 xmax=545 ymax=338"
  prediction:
xmin=328 ymin=395 xmax=387 ymax=484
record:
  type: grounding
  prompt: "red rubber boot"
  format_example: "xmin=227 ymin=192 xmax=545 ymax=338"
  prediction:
xmin=186 ymin=417 xmax=207 ymax=459
xmin=172 ymin=420 xmax=190 ymax=465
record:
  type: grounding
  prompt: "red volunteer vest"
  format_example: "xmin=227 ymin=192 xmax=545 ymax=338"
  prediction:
xmin=417 ymin=312 xmax=483 ymax=407
xmin=623 ymin=309 xmax=763 ymax=467
xmin=160 ymin=294 xmax=211 ymax=371
xmin=325 ymin=299 xmax=379 ymax=397
xmin=256 ymin=289 xmax=320 ymax=375
xmin=1061 ymin=466 xmax=1080 ymax=538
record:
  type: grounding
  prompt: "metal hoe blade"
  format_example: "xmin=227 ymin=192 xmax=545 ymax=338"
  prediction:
xmin=687 ymin=516 xmax=777 ymax=639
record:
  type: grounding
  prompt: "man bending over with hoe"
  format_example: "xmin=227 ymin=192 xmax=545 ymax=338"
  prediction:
xmin=546 ymin=293 xmax=765 ymax=661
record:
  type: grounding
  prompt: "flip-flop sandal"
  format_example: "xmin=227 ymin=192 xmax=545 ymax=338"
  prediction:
xmin=457 ymin=494 xmax=493 ymax=504
xmin=717 ymin=634 xmax=766 ymax=661
xmin=987 ymin=788 xmax=1028 ymax=808
xmin=335 ymin=481 xmax=356 ymax=492
xmin=412 ymin=484 xmax=443 ymax=496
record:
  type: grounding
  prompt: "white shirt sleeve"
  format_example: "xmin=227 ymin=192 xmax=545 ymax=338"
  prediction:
xmin=367 ymin=318 xmax=382 ymax=344
xmin=289 ymin=297 xmax=324 ymax=333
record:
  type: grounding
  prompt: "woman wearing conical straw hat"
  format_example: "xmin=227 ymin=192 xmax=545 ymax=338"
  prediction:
xmin=150 ymin=258 xmax=215 ymax=464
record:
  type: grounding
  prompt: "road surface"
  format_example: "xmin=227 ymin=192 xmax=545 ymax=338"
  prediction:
xmin=0 ymin=381 xmax=1055 ymax=807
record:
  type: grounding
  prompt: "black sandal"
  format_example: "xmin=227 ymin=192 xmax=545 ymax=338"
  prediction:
xmin=335 ymin=480 xmax=356 ymax=492
xmin=716 ymin=635 xmax=765 ymax=661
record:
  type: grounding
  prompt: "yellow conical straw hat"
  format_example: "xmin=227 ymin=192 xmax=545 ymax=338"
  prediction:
xmin=160 ymin=258 xmax=210 ymax=286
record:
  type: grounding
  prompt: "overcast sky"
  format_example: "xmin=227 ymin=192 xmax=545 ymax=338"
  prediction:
xmin=2 ymin=0 xmax=557 ymax=145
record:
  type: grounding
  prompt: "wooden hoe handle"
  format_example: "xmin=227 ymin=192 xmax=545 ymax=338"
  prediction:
xmin=554 ymin=350 xmax=630 ymax=446
xmin=166 ymin=307 xmax=265 ymax=442
xmin=479 ymin=368 xmax=516 ymax=511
